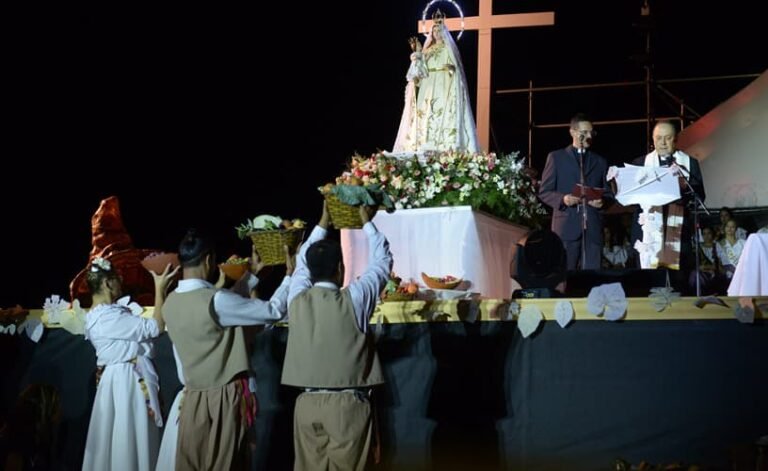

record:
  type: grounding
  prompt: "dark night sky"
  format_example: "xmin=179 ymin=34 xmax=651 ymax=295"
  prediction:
xmin=3 ymin=1 xmax=765 ymax=307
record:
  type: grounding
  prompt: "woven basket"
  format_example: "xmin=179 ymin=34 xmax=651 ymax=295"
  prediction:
xmin=249 ymin=228 xmax=305 ymax=266
xmin=325 ymin=194 xmax=363 ymax=229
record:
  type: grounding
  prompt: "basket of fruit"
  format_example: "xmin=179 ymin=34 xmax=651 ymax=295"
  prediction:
xmin=324 ymin=192 xmax=363 ymax=229
xmin=381 ymin=274 xmax=418 ymax=302
xmin=219 ymin=255 xmax=250 ymax=280
xmin=236 ymin=215 xmax=305 ymax=266
xmin=319 ymin=180 xmax=395 ymax=229
xmin=421 ymin=273 xmax=463 ymax=290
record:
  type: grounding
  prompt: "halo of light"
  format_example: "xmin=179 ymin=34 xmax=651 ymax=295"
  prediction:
xmin=420 ymin=0 xmax=465 ymax=40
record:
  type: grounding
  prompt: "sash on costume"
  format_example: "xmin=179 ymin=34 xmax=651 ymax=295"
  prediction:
xmin=642 ymin=150 xmax=690 ymax=270
xmin=135 ymin=355 xmax=164 ymax=427
xmin=237 ymin=377 xmax=258 ymax=428
xmin=649 ymin=203 xmax=684 ymax=270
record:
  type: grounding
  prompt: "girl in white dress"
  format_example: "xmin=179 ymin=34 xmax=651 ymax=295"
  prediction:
xmin=154 ymin=359 xmax=185 ymax=471
xmin=601 ymin=226 xmax=629 ymax=269
xmin=689 ymin=226 xmax=722 ymax=294
xmin=716 ymin=220 xmax=746 ymax=280
xmin=82 ymin=257 xmax=177 ymax=471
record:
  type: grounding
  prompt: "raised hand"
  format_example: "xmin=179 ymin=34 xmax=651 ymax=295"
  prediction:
xmin=285 ymin=243 xmax=299 ymax=276
xmin=319 ymin=200 xmax=330 ymax=230
xmin=150 ymin=263 xmax=181 ymax=295
xmin=250 ymin=245 xmax=265 ymax=275
xmin=358 ymin=205 xmax=378 ymax=225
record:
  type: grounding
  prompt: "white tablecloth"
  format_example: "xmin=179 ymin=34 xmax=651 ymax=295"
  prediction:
xmin=341 ymin=206 xmax=528 ymax=298
xmin=728 ymin=233 xmax=768 ymax=296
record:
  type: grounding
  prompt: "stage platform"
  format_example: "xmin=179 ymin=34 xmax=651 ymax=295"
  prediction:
xmin=2 ymin=298 xmax=766 ymax=470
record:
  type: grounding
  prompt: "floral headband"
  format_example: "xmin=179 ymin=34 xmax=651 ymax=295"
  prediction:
xmin=90 ymin=257 xmax=112 ymax=272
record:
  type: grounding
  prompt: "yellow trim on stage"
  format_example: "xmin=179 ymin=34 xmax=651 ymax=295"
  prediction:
xmin=369 ymin=297 xmax=766 ymax=324
xmin=24 ymin=296 xmax=766 ymax=329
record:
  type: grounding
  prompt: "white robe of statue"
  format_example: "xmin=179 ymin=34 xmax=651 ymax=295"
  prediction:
xmin=392 ymin=21 xmax=479 ymax=156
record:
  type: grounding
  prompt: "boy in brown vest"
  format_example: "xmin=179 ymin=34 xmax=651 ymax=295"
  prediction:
xmin=162 ymin=229 xmax=293 ymax=470
xmin=282 ymin=202 xmax=392 ymax=471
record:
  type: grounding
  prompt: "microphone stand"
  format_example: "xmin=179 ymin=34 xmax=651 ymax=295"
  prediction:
xmin=671 ymin=160 xmax=710 ymax=297
xmin=578 ymin=138 xmax=588 ymax=269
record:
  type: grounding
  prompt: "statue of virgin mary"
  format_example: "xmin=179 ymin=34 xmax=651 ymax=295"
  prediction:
xmin=392 ymin=14 xmax=479 ymax=155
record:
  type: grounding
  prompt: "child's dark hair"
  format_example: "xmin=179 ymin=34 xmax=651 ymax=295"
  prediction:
xmin=179 ymin=228 xmax=215 ymax=268
xmin=85 ymin=259 xmax=118 ymax=294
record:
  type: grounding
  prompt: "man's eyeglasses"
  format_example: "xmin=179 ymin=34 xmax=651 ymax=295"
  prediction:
xmin=575 ymin=130 xmax=597 ymax=137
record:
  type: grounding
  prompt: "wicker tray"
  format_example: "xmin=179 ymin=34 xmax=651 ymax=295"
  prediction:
xmin=249 ymin=228 xmax=305 ymax=266
xmin=325 ymin=194 xmax=363 ymax=229
xmin=381 ymin=291 xmax=416 ymax=303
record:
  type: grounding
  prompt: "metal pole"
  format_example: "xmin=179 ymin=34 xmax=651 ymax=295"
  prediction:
xmin=528 ymin=79 xmax=533 ymax=167
xmin=494 ymin=73 xmax=760 ymax=164
xmin=495 ymin=73 xmax=759 ymax=95
xmin=535 ymin=117 xmax=681 ymax=129
xmin=645 ymin=22 xmax=652 ymax=152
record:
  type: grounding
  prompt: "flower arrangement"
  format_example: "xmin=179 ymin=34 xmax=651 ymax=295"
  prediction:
xmin=330 ymin=150 xmax=546 ymax=227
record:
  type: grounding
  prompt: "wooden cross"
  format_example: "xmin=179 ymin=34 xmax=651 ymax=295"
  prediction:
xmin=420 ymin=0 xmax=555 ymax=151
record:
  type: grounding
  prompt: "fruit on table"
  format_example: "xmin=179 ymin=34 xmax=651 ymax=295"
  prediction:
xmin=383 ymin=273 xmax=418 ymax=296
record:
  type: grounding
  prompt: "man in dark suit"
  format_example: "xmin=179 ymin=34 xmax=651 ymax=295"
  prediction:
xmin=539 ymin=113 xmax=612 ymax=270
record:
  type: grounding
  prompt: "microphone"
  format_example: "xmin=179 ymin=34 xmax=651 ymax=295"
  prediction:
xmin=577 ymin=134 xmax=586 ymax=155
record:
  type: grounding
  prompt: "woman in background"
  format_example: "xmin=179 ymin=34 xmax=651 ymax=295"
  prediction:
xmin=688 ymin=226 xmax=721 ymax=295
xmin=716 ymin=220 xmax=746 ymax=281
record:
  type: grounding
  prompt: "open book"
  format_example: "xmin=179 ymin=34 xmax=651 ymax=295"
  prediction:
xmin=571 ymin=183 xmax=604 ymax=200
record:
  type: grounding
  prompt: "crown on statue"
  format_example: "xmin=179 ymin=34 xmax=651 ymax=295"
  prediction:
xmin=432 ymin=9 xmax=446 ymax=25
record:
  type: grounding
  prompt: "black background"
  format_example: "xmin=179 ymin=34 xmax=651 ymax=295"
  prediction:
xmin=3 ymin=0 xmax=765 ymax=307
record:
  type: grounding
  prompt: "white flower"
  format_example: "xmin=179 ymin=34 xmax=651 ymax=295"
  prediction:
xmin=43 ymin=294 xmax=69 ymax=324
xmin=91 ymin=257 xmax=111 ymax=272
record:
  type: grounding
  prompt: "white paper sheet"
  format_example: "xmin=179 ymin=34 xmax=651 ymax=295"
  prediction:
xmin=518 ymin=305 xmax=543 ymax=338
xmin=554 ymin=300 xmax=574 ymax=328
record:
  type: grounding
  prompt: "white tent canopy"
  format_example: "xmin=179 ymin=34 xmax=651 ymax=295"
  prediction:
xmin=677 ymin=71 xmax=768 ymax=208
